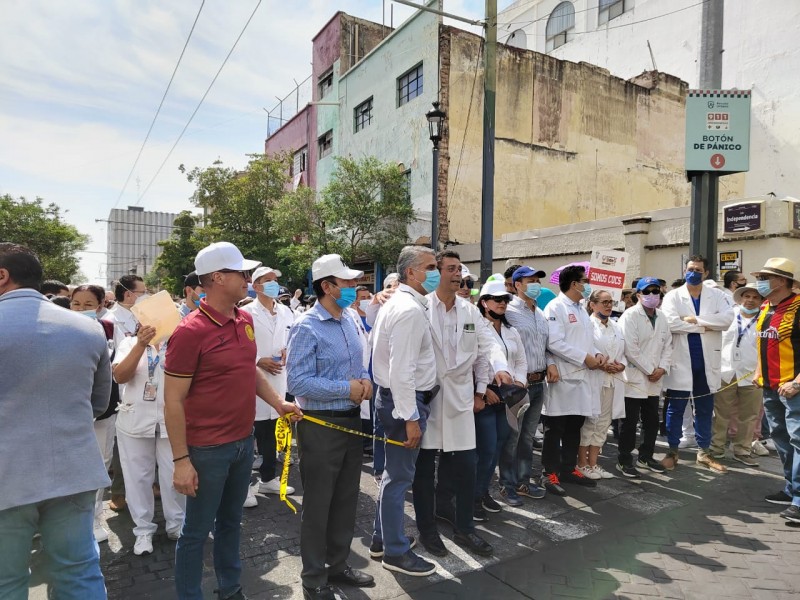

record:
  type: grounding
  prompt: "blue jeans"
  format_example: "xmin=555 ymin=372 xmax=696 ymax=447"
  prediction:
xmin=764 ymin=389 xmax=800 ymax=507
xmin=666 ymin=370 xmax=713 ymax=449
xmin=0 ymin=490 xmax=105 ymax=600
xmin=373 ymin=385 xmax=386 ymax=475
xmin=175 ymin=434 xmax=254 ymax=600
xmin=373 ymin=388 xmax=431 ymax=557
xmin=475 ymin=404 xmax=510 ymax=498
xmin=500 ymin=383 xmax=543 ymax=489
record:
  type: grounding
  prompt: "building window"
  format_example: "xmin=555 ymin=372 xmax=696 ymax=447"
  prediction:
xmin=318 ymin=131 xmax=333 ymax=159
xmin=397 ymin=63 xmax=423 ymax=107
xmin=402 ymin=169 xmax=411 ymax=203
xmin=354 ymin=97 xmax=373 ymax=132
xmin=546 ymin=2 xmax=575 ymax=52
xmin=507 ymin=28 xmax=527 ymax=50
xmin=293 ymin=147 xmax=307 ymax=174
xmin=318 ymin=69 xmax=333 ymax=99
xmin=599 ymin=0 xmax=631 ymax=25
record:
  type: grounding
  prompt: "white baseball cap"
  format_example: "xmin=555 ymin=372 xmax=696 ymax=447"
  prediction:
xmin=251 ymin=266 xmax=282 ymax=282
xmin=194 ymin=242 xmax=261 ymax=276
xmin=312 ymin=254 xmax=363 ymax=282
xmin=479 ymin=280 xmax=511 ymax=299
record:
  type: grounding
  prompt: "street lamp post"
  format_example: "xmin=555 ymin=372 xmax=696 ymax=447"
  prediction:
xmin=426 ymin=101 xmax=446 ymax=250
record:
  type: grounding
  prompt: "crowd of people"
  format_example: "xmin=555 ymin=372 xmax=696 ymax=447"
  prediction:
xmin=2 ymin=239 xmax=800 ymax=600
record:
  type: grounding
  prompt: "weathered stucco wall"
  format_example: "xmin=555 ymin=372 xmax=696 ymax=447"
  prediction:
xmin=444 ymin=28 xmax=745 ymax=245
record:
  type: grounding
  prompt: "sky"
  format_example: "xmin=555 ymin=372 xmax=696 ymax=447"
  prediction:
xmin=0 ymin=0 xmax=515 ymax=285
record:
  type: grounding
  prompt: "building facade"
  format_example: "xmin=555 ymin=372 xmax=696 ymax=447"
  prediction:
xmin=106 ymin=206 xmax=178 ymax=286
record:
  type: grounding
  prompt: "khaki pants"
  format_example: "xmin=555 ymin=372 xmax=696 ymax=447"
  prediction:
xmin=710 ymin=383 xmax=762 ymax=456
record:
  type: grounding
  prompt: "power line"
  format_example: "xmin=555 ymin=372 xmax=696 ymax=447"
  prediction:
xmin=448 ymin=39 xmax=483 ymax=206
xmin=137 ymin=0 xmax=263 ymax=204
xmin=112 ymin=0 xmax=206 ymax=210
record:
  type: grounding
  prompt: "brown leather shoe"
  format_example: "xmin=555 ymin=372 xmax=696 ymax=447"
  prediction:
xmin=661 ymin=451 xmax=679 ymax=471
xmin=109 ymin=494 xmax=127 ymax=512
xmin=697 ymin=451 xmax=728 ymax=473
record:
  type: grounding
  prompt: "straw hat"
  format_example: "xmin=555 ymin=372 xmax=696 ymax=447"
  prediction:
xmin=750 ymin=257 xmax=800 ymax=288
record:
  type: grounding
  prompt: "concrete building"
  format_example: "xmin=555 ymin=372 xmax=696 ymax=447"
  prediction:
xmin=498 ymin=0 xmax=800 ymax=200
xmin=105 ymin=206 xmax=178 ymax=286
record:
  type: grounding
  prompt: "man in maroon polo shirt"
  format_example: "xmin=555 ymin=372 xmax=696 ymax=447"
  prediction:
xmin=165 ymin=241 xmax=302 ymax=600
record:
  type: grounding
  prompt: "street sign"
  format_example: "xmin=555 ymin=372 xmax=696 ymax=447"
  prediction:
xmin=718 ymin=250 xmax=742 ymax=275
xmin=589 ymin=247 xmax=628 ymax=302
xmin=723 ymin=201 xmax=763 ymax=235
xmin=685 ymin=90 xmax=751 ymax=173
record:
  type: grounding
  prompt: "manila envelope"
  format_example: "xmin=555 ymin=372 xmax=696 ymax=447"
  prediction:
xmin=131 ymin=290 xmax=181 ymax=344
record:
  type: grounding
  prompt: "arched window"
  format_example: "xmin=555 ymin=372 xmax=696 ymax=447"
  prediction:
xmin=546 ymin=2 xmax=575 ymax=52
xmin=507 ymin=28 xmax=527 ymax=50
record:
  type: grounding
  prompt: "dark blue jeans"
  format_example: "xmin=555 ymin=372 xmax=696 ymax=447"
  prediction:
xmin=764 ymin=389 xmax=800 ymax=507
xmin=500 ymin=383 xmax=543 ymax=490
xmin=372 ymin=384 xmax=386 ymax=475
xmin=175 ymin=434 xmax=254 ymax=600
xmin=475 ymin=403 xmax=510 ymax=498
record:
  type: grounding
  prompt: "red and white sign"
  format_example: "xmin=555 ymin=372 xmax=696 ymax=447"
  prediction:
xmin=589 ymin=247 xmax=629 ymax=302
xmin=710 ymin=153 xmax=726 ymax=169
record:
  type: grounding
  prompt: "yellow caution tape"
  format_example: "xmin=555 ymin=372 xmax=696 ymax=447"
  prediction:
xmin=274 ymin=417 xmax=296 ymax=513
xmin=300 ymin=414 xmax=405 ymax=446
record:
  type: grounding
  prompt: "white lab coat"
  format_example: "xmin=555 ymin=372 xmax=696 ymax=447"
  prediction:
xmin=422 ymin=293 xmax=508 ymax=452
xmin=543 ymin=293 xmax=599 ymax=417
xmin=661 ymin=284 xmax=734 ymax=393
xmin=241 ymin=299 xmax=296 ymax=420
xmin=590 ymin=315 xmax=627 ymax=420
xmin=720 ymin=306 xmax=759 ymax=386
xmin=618 ymin=303 xmax=673 ymax=399
xmin=475 ymin=320 xmax=529 ymax=386
xmin=113 ymin=338 xmax=169 ymax=438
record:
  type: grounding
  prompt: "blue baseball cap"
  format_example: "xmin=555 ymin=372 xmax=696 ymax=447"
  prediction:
xmin=512 ymin=266 xmax=546 ymax=283
xmin=636 ymin=277 xmax=661 ymax=292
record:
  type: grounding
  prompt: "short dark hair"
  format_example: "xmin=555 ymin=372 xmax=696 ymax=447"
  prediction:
xmin=504 ymin=264 xmax=522 ymax=280
xmin=51 ymin=296 xmax=71 ymax=309
xmin=723 ymin=270 xmax=741 ymax=289
xmin=115 ymin=274 xmax=144 ymax=302
xmin=686 ymin=255 xmax=708 ymax=270
xmin=436 ymin=249 xmax=460 ymax=269
xmin=184 ymin=272 xmax=201 ymax=289
xmin=671 ymin=278 xmax=685 ymax=289
xmin=41 ymin=279 xmax=68 ymax=296
xmin=0 ymin=242 xmax=42 ymax=290
xmin=71 ymin=284 xmax=105 ymax=305
xmin=559 ymin=265 xmax=585 ymax=293
xmin=312 ymin=276 xmax=337 ymax=298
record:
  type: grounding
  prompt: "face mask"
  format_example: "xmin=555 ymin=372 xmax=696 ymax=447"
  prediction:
xmin=755 ymin=279 xmax=772 ymax=297
xmin=740 ymin=305 xmax=760 ymax=316
xmin=335 ymin=286 xmax=357 ymax=309
xmin=193 ymin=292 xmax=206 ymax=307
xmin=580 ymin=283 xmax=592 ymax=300
xmin=358 ymin=299 xmax=371 ymax=313
xmin=418 ymin=269 xmax=441 ymax=293
xmin=640 ymin=294 xmax=661 ymax=309
xmin=524 ymin=283 xmax=541 ymax=300
xmin=134 ymin=293 xmax=151 ymax=305
xmin=685 ymin=271 xmax=703 ymax=286
xmin=261 ymin=281 xmax=281 ymax=298
xmin=79 ymin=309 xmax=98 ymax=319
xmin=485 ymin=308 xmax=505 ymax=321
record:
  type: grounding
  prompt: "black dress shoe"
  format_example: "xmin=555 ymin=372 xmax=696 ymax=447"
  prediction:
xmin=302 ymin=584 xmax=345 ymax=600
xmin=382 ymin=550 xmax=437 ymax=577
xmin=453 ymin=531 xmax=493 ymax=557
xmin=328 ymin=566 xmax=375 ymax=588
xmin=419 ymin=532 xmax=448 ymax=557
xmin=435 ymin=507 xmax=456 ymax=527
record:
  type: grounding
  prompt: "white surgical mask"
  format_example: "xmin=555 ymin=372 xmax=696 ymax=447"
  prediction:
xmin=358 ymin=299 xmax=371 ymax=313
xmin=134 ymin=293 xmax=151 ymax=305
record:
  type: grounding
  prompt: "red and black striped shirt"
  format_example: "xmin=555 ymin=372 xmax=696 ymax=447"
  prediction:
xmin=756 ymin=293 xmax=800 ymax=389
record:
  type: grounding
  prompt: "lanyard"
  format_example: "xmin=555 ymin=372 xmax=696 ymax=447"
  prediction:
xmin=146 ymin=346 xmax=160 ymax=380
xmin=736 ymin=314 xmax=755 ymax=348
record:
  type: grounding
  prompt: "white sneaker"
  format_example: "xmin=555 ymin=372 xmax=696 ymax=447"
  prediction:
xmin=578 ymin=465 xmax=601 ymax=480
xmin=258 ymin=477 xmax=294 ymax=495
xmin=93 ymin=525 xmax=109 ymax=543
xmin=592 ymin=465 xmax=614 ymax=479
xmin=678 ymin=437 xmax=698 ymax=449
xmin=243 ymin=484 xmax=258 ymax=508
xmin=751 ymin=440 xmax=770 ymax=457
xmin=133 ymin=533 xmax=153 ymax=556
xmin=765 ymin=438 xmax=777 ymax=452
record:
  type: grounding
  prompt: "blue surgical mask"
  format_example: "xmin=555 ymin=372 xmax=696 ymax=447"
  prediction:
xmin=524 ymin=282 xmax=541 ymax=300
xmin=740 ymin=305 xmax=760 ymax=316
xmin=335 ymin=285 xmax=357 ymax=309
xmin=79 ymin=310 xmax=98 ymax=320
xmin=261 ymin=281 xmax=281 ymax=298
xmin=581 ymin=283 xmax=592 ymax=300
xmin=421 ymin=269 xmax=441 ymax=293
xmin=685 ymin=270 xmax=703 ymax=286
xmin=755 ymin=279 xmax=772 ymax=297
xmin=193 ymin=292 xmax=206 ymax=307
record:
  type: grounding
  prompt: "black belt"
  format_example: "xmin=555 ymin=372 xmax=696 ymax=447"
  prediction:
xmin=418 ymin=385 xmax=441 ymax=405
xmin=303 ymin=408 xmax=360 ymax=418
xmin=527 ymin=371 xmax=547 ymax=384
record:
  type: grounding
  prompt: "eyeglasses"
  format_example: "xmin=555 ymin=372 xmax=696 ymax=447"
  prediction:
xmin=754 ymin=275 xmax=776 ymax=281
xmin=487 ymin=296 xmax=510 ymax=304
xmin=596 ymin=300 xmax=614 ymax=306
xmin=640 ymin=289 xmax=661 ymax=296
xmin=460 ymin=279 xmax=475 ymax=289
xmin=218 ymin=269 xmax=251 ymax=278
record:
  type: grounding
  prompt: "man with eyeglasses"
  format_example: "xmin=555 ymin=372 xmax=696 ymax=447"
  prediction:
xmin=456 ymin=264 xmax=477 ymax=302
xmin=110 ymin=274 xmax=147 ymax=346
xmin=617 ymin=277 xmax=673 ymax=477
xmin=164 ymin=242 xmax=301 ymax=600
xmin=661 ymin=255 xmax=734 ymax=473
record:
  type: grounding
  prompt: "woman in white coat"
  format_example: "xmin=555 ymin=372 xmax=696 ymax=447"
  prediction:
xmin=577 ymin=290 xmax=626 ymax=480
xmin=113 ymin=325 xmax=186 ymax=556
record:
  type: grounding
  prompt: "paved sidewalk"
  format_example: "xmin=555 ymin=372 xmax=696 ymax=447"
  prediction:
xmin=28 ymin=438 xmax=800 ymax=599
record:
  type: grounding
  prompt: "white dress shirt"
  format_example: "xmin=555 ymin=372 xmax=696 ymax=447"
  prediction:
xmin=720 ymin=306 xmax=759 ymax=386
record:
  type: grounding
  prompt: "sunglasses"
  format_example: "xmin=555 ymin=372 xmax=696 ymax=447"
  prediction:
xmin=460 ymin=279 xmax=475 ymax=289
xmin=487 ymin=296 xmax=510 ymax=304
xmin=640 ymin=289 xmax=661 ymax=295
xmin=218 ymin=269 xmax=252 ymax=277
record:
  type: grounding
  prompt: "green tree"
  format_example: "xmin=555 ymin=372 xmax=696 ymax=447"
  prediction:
xmin=0 ymin=194 xmax=89 ymax=283
xmin=153 ymin=211 xmax=204 ymax=296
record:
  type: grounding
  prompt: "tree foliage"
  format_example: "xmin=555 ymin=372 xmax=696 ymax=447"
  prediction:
xmin=0 ymin=194 xmax=89 ymax=283
xmin=153 ymin=210 xmax=204 ymax=296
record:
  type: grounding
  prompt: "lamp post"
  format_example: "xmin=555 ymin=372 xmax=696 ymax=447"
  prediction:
xmin=426 ymin=101 xmax=446 ymax=250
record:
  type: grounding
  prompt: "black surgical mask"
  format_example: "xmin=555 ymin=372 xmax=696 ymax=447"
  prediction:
xmin=487 ymin=309 xmax=504 ymax=321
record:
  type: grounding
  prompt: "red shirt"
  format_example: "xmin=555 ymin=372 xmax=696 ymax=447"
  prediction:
xmin=756 ymin=293 xmax=800 ymax=389
xmin=165 ymin=300 xmax=257 ymax=446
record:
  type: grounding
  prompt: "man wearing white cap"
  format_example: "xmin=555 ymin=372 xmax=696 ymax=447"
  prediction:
xmin=240 ymin=266 xmax=296 ymax=508
xmin=164 ymin=242 xmax=302 ymax=600
xmin=285 ymin=254 xmax=374 ymax=600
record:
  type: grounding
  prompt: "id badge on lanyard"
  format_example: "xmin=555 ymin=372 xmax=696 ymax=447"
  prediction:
xmin=144 ymin=346 xmax=159 ymax=402
xmin=733 ymin=314 xmax=753 ymax=362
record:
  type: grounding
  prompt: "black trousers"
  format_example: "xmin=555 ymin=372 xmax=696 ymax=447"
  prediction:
xmin=618 ymin=396 xmax=660 ymax=466
xmin=296 ymin=413 xmax=363 ymax=588
xmin=253 ymin=419 xmax=277 ymax=482
xmin=413 ymin=448 xmax=476 ymax=536
xmin=541 ymin=414 xmax=585 ymax=475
